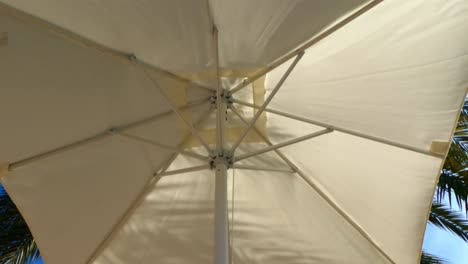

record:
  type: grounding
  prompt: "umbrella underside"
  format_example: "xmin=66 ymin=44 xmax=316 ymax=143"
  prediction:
xmin=1 ymin=1 xmax=468 ymax=263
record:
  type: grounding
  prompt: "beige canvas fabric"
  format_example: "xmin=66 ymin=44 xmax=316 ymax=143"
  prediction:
xmin=1 ymin=0 xmax=467 ymax=263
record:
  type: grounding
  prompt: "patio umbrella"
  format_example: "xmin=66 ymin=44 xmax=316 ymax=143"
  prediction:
xmin=1 ymin=0 xmax=468 ymax=263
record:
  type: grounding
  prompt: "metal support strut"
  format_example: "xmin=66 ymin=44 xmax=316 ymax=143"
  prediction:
xmin=213 ymin=23 xmax=230 ymax=264
xmin=214 ymin=89 xmax=230 ymax=264
xmin=212 ymin=88 xmax=235 ymax=264
xmin=214 ymin=153 xmax=229 ymax=264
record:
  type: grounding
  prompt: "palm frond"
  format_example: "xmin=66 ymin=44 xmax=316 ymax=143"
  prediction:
xmin=420 ymin=251 xmax=446 ymax=264
xmin=1 ymin=239 xmax=40 ymax=264
xmin=438 ymin=103 xmax=468 ymax=213
xmin=436 ymin=170 xmax=468 ymax=212
xmin=429 ymin=201 xmax=468 ymax=242
xmin=0 ymin=186 xmax=39 ymax=264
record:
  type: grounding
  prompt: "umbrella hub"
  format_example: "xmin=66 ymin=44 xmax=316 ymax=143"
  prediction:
xmin=210 ymin=89 xmax=233 ymax=108
xmin=209 ymin=150 xmax=233 ymax=170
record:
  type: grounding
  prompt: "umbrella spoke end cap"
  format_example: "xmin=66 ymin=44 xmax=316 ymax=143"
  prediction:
xmin=0 ymin=163 xmax=11 ymax=179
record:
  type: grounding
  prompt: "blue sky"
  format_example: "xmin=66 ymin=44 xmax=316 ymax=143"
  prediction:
xmin=423 ymin=194 xmax=468 ymax=264
xmin=423 ymin=224 xmax=468 ymax=264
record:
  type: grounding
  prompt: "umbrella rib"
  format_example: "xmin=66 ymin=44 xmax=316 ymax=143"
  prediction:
xmin=234 ymin=128 xmax=333 ymax=162
xmin=267 ymin=145 xmax=396 ymax=264
xmin=139 ymin=65 xmax=214 ymax=155
xmin=85 ymin=106 xmax=214 ymax=264
xmin=6 ymin=98 xmax=209 ymax=172
xmin=154 ymin=165 xmax=210 ymax=177
xmin=154 ymin=105 xmax=214 ymax=176
xmin=111 ymin=131 xmax=208 ymax=162
xmin=0 ymin=2 xmax=214 ymax=93
xmin=115 ymin=97 xmax=209 ymax=131
xmin=233 ymin=99 xmax=444 ymax=159
xmin=230 ymin=52 xmax=304 ymax=154
xmin=233 ymin=111 xmax=396 ymax=263
xmin=213 ymin=26 xmax=226 ymax=153
xmin=209 ymin=9 xmax=232 ymax=264
xmin=229 ymin=0 xmax=384 ymax=95
xmin=229 ymin=105 xmax=297 ymax=172
xmin=7 ymin=131 xmax=108 ymax=172
xmin=232 ymin=164 xmax=295 ymax=174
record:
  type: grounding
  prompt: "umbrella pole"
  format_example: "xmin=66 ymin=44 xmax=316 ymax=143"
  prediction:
xmin=212 ymin=24 xmax=230 ymax=264
xmin=213 ymin=89 xmax=229 ymax=264
xmin=214 ymin=87 xmax=229 ymax=264
xmin=214 ymin=159 xmax=229 ymax=264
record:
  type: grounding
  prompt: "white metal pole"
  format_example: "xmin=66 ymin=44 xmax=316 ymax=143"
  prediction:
xmin=213 ymin=25 xmax=229 ymax=264
xmin=214 ymin=160 xmax=229 ymax=264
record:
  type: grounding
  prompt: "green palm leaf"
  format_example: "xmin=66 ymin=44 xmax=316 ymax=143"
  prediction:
xmin=0 ymin=186 xmax=39 ymax=264
xmin=420 ymin=251 xmax=446 ymax=264
xmin=437 ymin=102 xmax=468 ymax=213
xmin=429 ymin=201 xmax=468 ymax=242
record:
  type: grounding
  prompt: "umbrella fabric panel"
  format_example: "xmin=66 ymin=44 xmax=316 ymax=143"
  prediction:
xmin=1 ymin=110 xmax=210 ymax=264
xmin=210 ymin=0 xmax=369 ymax=71
xmin=279 ymin=133 xmax=442 ymax=263
xmin=264 ymin=113 xmax=443 ymax=263
xmin=0 ymin=0 xmax=369 ymax=77
xmin=0 ymin=0 xmax=465 ymax=263
xmin=267 ymin=0 xmax=468 ymax=152
xmin=0 ymin=14 xmax=208 ymax=164
xmin=227 ymin=166 xmax=391 ymax=264
xmin=0 ymin=11 xmax=211 ymax=264
xmin=0 ymin=0 xmax=213 ymax=75
xmin=94 ymin=151 xmax=392 ymax=264
xmin=94 ymin=155 xmax=215 ymax=264
xmin=1 ymin=136 xmax=161 ymax=264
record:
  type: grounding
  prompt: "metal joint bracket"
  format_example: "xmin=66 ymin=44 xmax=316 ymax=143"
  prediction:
xmin=211 ymin=89 xmax=233 ymax=109
xmin=127 ymin=53 xmax=138 ymax=62
xmin=210 ymin=90 xmax=217 ymax=106
xmin=209 ymin=151 xmax=233 ymax=169
xmin=225 ymin=92 xmax=233 ymax=108
xmin=0 ymin=163 xmax=10 ymax=179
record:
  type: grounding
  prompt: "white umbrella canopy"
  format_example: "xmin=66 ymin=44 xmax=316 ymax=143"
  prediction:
xmin=0 ymin=0 xmax=467 ymax=263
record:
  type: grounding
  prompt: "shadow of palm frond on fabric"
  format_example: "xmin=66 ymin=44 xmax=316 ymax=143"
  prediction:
xmin=0 ymin=186 xmax=40 ymax=264
xmin=422 ymin=99 xmax=468 ymax=264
